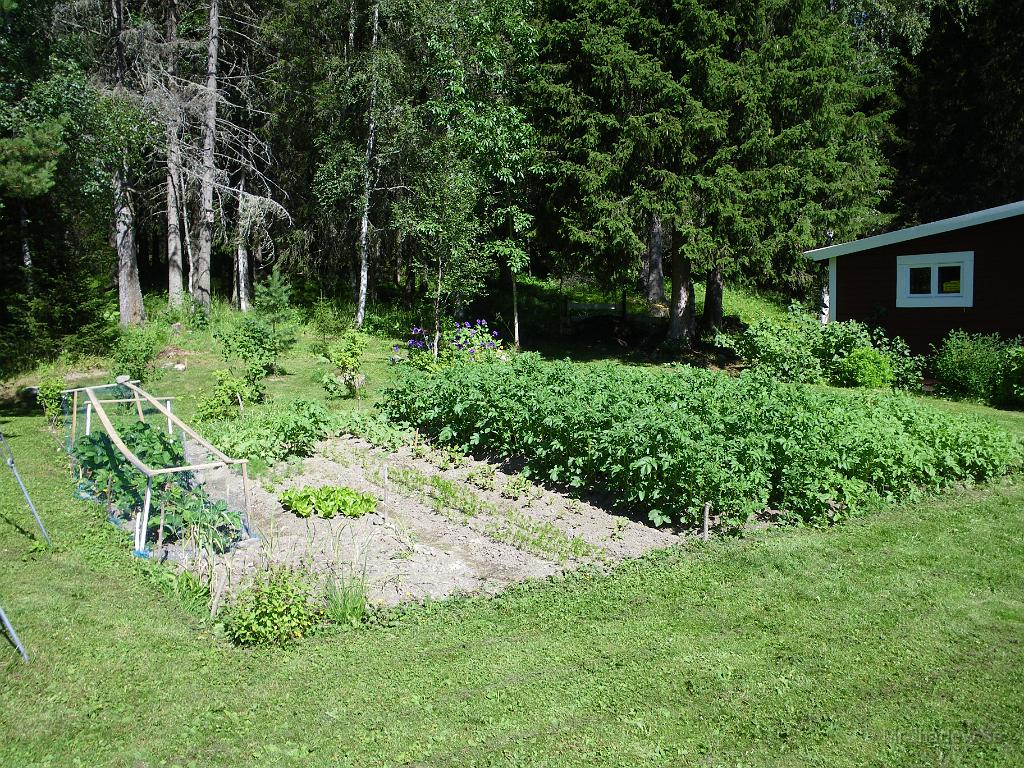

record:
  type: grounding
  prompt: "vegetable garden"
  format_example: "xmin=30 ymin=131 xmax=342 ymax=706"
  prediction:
xmin=383 ymin=354 xmax=1023 ymax=531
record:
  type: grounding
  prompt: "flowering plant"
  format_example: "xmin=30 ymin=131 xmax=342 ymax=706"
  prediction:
xmin=394 ymin=319 xmax=507 ymax=369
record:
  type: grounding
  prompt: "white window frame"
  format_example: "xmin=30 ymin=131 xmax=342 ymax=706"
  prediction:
xmin=896 ymin=251 xmax=974 ymax=308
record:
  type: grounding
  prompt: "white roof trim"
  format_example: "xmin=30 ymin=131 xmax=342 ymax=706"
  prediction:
xmin=804 ymin=200 xmax=1024 ymax=261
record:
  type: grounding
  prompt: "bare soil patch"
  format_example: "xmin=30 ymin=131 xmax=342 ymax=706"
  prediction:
xmin=168 ymin=435 xmax=685 ymax=606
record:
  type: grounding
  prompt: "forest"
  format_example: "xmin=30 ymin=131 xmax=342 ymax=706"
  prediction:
xmin=1 ymin=0 xmax=1022 ymax=373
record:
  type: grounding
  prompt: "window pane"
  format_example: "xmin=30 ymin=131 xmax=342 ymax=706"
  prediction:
xmin=938 ymin=265 xmax=961 ymax=294
xmin=909 ymin=266 xmax=931 ymax=295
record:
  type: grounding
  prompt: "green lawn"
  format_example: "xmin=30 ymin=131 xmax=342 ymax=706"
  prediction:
xmin=1 ymin=384 xmax=1023 ymax=766
xmin=2 ymin=297 xmax=1023 ymax=767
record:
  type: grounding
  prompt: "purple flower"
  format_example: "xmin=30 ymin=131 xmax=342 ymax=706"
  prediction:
xmin=469 ymin=349 xmax=475 ymax=355
xmin=492 ymin=331 xmax=499 ymax=338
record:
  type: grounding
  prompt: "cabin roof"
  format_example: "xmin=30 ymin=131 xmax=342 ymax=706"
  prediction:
xmin=804 ymin=200 xmax=1024 ymax=262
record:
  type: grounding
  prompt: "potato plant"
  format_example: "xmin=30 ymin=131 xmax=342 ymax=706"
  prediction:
xmin=382 ymin=355 xmax=1023 ymax=530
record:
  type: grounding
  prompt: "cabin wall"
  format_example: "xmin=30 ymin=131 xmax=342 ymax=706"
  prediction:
xmin=834 ymin=216 xmax=1024 ymax=353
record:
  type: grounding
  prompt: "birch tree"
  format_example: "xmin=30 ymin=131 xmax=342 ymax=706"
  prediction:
xmin=353 ymin=0 xmax=380 ymax=329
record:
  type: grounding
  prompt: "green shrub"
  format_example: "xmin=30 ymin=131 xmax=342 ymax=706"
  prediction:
xmin=834 ymin=347 xmax=895 ymax=388
xmin=382 ymin=355 xmax=1021 ymax=530
xmin=111 ymin=326 xmax=165 ymax=382
xmin=195 ymin=369 xmax=264 ymax=422
xmin=222 ymin=566 xmax=320 ymax=646
xmin=215 ymin=314 xmax=280 ymax=379
xmin=278 ymin=485 xmax=377 ymax=519
xmin=996 ymin=346 xmax=1024 ymax=408
xmin=318 ymin=329 xmax=368 ymax=398
xmin=253 ymin=266 xmax=299 ymax=354
xmin=208 ymin=399 xmax=337 ymax=464
xmin=720 ymin=307 xmax=922 ymax=390
xmin=870 ymin=331 xmax=922 ymax=390
xmin=309 ymin=297 xmax=347 ymax=354
xmin=37 ymin=371 xmax=65 ymax=426
xmin=932 ymin=330 xmax=1008 ymax=401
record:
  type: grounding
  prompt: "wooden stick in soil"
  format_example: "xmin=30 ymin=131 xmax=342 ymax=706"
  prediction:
xmin=702 ymin=501 xmax=711 ymax=543
xmin=70 ymin=390 xmax=78 ymax=448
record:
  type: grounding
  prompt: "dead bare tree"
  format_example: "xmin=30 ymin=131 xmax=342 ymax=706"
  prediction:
xmin=165 ymin=0 xmax=185 ymax=307
xmin=112 ymin=0 xmax=145 ymax=325
xmin=192 ymin=0 xmax=219 ymax=311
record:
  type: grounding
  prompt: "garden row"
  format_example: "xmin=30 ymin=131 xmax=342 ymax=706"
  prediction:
xmin=382 ymin=354 xmax=1022 ymax=530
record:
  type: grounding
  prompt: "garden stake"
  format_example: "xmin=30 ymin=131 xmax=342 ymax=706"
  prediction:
xmin=702 ymin=502 xmax=710 ymax=543
xmin=0 ymin=430 xmax=51 ymax=546
xmin=156 ymin=500 xmax=166 ymax=555
xmin=70 ymin=390 xmax=78 ymax=448
xmin=0 ymin=603 xmax=29 ymax=662
xmin=165 ymin=399 xmax=173 ymax=435
xmin=84 ymin=402 xmax=92 ymax=436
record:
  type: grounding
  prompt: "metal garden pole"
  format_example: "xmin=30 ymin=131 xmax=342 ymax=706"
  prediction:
xmin=135 ymin=477 xmax=153 ymax=557
xmin=0 ymin=604 xmax=28 ymax=662
xmin=0 ymin=431 xmax=51 ymax=546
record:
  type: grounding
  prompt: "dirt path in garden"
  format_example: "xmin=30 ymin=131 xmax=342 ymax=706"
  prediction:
xmin=172 ymin=436 xmax=684 ymax=606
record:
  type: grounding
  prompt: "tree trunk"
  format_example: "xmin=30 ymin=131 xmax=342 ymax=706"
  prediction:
xmin=353 ymin=0 xmax=380 ymax=330
xmin=667 ymin=251 xmax=696 ymax=345
xmin=19 ymin=204 xmax=33 ymax=294
xmin=346 ymin=0 xmax=356 ymax=76
xmin=115 ymin=166 xmax=144 ymax=325
xmin=700 ymin=265 xmax=724 ymax=336
xmin=183 ymin=180 xmax=195 ymax=296
xmin=166 ymin=120 xmax=184 ymax=307
xmin=165 ymin=0 xmax=184 ymax=307
xmin=193 ymin=0 xmax=219 ymax=312
xmin=641 ymin=212 xmax=666 ymax=305
xmin=512 ymin=274 xmax=520 ymax=349
xmin=235 ymin=170 xmax=252 ymax=312
xmin=112 ymin=0 xmax=144 ymax=325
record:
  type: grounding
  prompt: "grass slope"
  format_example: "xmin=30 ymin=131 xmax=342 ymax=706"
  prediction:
xmin=1 ymin=399 xmax=1023 ymax=767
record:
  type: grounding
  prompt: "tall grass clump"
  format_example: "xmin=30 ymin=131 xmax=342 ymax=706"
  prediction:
xmin=382 ymin=355 xmax=1021 ymax=530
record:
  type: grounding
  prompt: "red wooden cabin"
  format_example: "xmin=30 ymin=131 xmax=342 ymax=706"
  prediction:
xmin=805 ymin=201 xmax=1024 ymax=353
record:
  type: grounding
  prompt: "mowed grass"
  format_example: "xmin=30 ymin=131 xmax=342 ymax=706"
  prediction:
xmin=1 ymin=391 xmax=1023 ymax=767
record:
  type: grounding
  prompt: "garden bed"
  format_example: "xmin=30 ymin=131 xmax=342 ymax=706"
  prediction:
xmin=165 ymin=434 xmax=682 ymax=606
